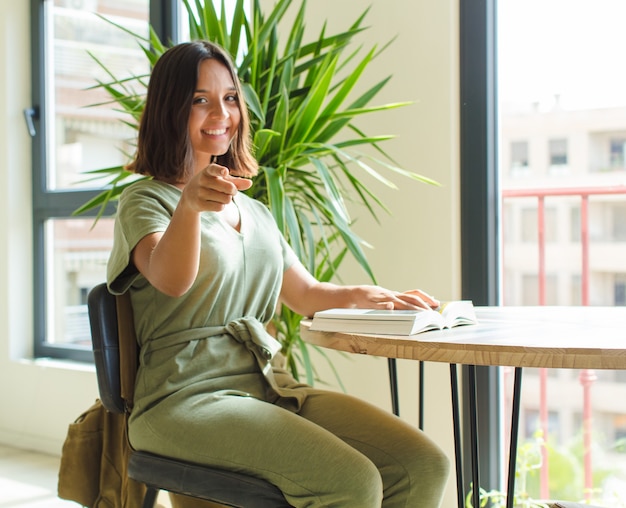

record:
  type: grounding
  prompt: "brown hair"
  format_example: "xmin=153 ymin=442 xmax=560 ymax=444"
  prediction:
xmin=127 ymin=40 xmax=258 ymax=181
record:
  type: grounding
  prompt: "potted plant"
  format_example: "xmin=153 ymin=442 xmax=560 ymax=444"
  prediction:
xmin=77 ymin=0 xmax=437 ymax=385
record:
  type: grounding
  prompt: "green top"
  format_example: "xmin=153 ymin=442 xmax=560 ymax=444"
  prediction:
xmin=107 ymin=179 xmax=303 ymax=426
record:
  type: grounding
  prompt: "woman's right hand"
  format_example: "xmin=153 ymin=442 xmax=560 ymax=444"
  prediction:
xmin=181 ymin=162 xmax=252 ymax=213
xmin=132 ymin=163 xmax=252 ymax=297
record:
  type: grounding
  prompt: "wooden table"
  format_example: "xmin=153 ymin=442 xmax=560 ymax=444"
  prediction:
xmin=301 ymin=306 xmax=626 ymax=508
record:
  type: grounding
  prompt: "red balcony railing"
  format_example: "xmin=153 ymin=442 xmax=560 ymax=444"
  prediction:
xmin=501 ymin=185 xmax=626 ymax=503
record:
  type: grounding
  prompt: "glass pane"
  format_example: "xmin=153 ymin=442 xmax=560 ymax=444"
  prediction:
xmin=45 ymin=0 xmax=149 ymax=191
xmin=45 ymin=218 xmax=114 ymax=348
xmin=499 ymin=0 xmax=626 ymax=504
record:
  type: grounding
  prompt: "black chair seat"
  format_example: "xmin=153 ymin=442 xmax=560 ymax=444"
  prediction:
xmin=129 ymin=450 xmax=291 ymax=507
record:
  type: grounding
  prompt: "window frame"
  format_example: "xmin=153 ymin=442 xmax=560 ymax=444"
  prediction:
xmin=459 ymin=0 xmax=502 ymax=494
xmin=29 ymin=0 xmax=178 ymax=362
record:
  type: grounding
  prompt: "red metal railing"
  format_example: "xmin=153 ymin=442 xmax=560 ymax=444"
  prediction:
xmin=501 ymin=185 xmax=626 ymax=503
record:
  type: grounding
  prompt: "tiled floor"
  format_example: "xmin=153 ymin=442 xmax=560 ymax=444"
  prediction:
xmin=0 ymin=444 xmax=77 ymax=507
xmin=0 ymin=444 xmax=173 ymax=507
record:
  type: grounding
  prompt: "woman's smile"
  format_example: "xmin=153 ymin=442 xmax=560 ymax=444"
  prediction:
xmin=202 ymin=127 xmax=228 ymax=136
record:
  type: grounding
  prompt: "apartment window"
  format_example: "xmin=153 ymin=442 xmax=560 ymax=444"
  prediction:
xmin=610 ymin=138 xmax=626 ymax=169
xmin=548 ymin=138 xmax=568 ymax=167
xmin=616 ymin=276 xmax=626 ymax=306
xmin=612 ymin=203 xmax=626 ymax=241
xmin=571 ymin=274 xmax=582 ymax=306
xmin=614 ymin=414 xmax=626 ymax=440
xmin=510 ymin=140 xmax=529 ymax=173
xmin=520 ymin=206 xmax=557 ymax=243
xmin=522 ymin=273 xmax=558 ymax=305
xmin=570 ymin=204 xmax=581 ymax=242
xmin=29 ymin=0 xmax=172 ymax=361
xmin=524 ymin=409 xmax=560 ymax=441
xmin=520 ymin=208 xmax=534 ymax=243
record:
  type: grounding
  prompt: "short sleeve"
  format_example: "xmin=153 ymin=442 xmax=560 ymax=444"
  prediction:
xmin=107 ymin=180 xmax=178 ymax=294
xmin=279 ymin=232 xmax=299 ymax=272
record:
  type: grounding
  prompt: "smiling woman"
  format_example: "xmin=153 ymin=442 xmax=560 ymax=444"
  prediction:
xmin=74 ymin=0 xmax=442 ymax=387
xmin=103 ymin=37 xmax=450 ymax=508
xmin=2 ymin=2 xmax=460 ymax=500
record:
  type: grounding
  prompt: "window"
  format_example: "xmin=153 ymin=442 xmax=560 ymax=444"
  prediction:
xmin=548 ymin=138 xmax=568 ymax=167
xmin=30 ymin=1 xmax=235 ymax=360
xmin=520 ymin=208 xmax=536 ymax=243
xmin=498 ymin=0 xmax=626 ymax=504
xmin=570 ymin=205 xmax=580 ymax=242
xmin=616 ymin=276 xmax=626 ymax=306
xmin=612 ymin=203 xmax=626 ymax=241
xmin=510 ymin=140 xmax=529 ymax=172
xmin=610 ymin=138 xmax=626 ymax=169
xmin=29 ymin=0 xmax=166 ymax=361
xmin=571 ymin=274 xmax=581 ymax=306
xmin=520 ymin=206 xmax=557 ymax=243
xmin=521 ymin=273 xmax=558 ymax=306
xmin=524 ymin=409 xmax=559 ymax=441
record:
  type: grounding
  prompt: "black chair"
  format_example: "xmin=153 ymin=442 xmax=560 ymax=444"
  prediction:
xmin=88 ymin=282 xmax=292 ymax=508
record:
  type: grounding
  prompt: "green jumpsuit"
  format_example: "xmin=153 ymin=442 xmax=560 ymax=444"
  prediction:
xmin=107 ymin=179 xmax=449 ymax=508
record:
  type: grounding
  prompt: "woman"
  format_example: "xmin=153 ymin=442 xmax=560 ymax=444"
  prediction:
xmin=108 ymin=40 xmax=449 ymax=508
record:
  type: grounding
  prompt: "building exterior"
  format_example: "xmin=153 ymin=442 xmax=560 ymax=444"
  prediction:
xmin=500 ymin=100 xmax=626 ymax=501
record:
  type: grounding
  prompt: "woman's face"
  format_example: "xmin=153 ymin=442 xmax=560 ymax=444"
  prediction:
xmin=188 ymin=58 xmax=241 ymax=171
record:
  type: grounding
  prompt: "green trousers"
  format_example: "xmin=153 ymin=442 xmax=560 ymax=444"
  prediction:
xmin=131 ymin=386 xmax=449 ymax=508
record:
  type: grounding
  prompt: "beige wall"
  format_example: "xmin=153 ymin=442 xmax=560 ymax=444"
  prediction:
xmin=0 ymin=0 xmax=460 ymax=504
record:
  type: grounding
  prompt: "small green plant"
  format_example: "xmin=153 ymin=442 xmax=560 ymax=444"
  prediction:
xmin=466 ymin=427 xmax=626 ymax=507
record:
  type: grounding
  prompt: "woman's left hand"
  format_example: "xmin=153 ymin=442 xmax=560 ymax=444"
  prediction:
xmin=279 ymin=262 xmax=440 ymax=317
xmin=400 ymin=289 xmax=440 ymax=310
xmin=350 ymin=286 xmax=439 ymax=311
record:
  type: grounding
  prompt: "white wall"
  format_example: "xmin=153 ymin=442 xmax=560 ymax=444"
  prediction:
xmin=0 ymin=0 xmax=459 ymax=504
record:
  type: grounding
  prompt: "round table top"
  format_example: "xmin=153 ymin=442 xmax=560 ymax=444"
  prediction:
xmin=300 ymin=306 xmax=626 ymax=370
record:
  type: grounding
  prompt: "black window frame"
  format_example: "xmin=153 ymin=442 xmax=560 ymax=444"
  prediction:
xmin=459 ymin=0 xmax=502 ymax=495
xmin=29 ymin=0 xmax=178 ymax=362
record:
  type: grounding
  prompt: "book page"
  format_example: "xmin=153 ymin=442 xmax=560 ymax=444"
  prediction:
xmin=438 ymin=301 xmax=478 ymax=328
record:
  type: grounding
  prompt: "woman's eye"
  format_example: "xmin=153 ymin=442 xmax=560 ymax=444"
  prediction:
xmin=226 ymin=94 xmax=238 ymax=102
xmin=192 ymin=97 xmax=207 ymax=105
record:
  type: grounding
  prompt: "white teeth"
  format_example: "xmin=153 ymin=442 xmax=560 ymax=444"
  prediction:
xmin=203 ymin=128 xmax=226 ymax=135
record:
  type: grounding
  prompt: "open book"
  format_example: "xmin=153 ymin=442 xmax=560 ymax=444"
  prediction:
xmin=309 ymin=300 xmax=478 ymax=336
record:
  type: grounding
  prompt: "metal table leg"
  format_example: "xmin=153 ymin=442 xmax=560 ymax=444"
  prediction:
xmin=450 ymin=364 xmax=523 ymax=508
xmin=506 ymin=367 xmax=523 ymax=508
xmin=418 ymin=360 xmax=424 ymax=430
xmin=468 ymin=365 xmax=480 ymax=508
xmin=388 ymin=358 xmax=400 ymax=416
xmin=450 ymin=364 xmax=465 ymax=508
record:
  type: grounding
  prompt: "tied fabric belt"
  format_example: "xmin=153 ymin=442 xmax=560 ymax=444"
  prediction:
xmin=142 ymin=317 xmax=303 ymax=411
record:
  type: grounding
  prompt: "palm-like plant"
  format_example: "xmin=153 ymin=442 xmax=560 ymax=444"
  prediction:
xmin=77 ymin=0 xmax=436 ymax=385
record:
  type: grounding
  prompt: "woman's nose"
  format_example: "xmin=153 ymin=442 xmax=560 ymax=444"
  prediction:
xmin=208 ymin=102 xmax=228 ymax=119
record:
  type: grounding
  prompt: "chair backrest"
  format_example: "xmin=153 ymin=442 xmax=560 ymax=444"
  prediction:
xmin=88 ymin=282 xmax=134 ymax=414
